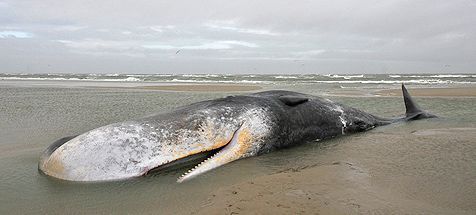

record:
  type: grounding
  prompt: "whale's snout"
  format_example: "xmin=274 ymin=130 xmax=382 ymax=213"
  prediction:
xmin=38 ymin=135 xmax=76 ymax=176
xmin=38 ymin=122 xmax=163 ymax=182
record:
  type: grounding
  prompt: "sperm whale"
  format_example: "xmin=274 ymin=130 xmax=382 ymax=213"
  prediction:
xmin=39 ymin=84 xmax=435 ymax=182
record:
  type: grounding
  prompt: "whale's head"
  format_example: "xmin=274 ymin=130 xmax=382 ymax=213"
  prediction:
xmin=39 ymin=104 xmax=273 ymax=182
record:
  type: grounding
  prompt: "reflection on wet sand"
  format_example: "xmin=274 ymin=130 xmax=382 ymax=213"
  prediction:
xmin=199 ymin=125 xmax=476 ymax=214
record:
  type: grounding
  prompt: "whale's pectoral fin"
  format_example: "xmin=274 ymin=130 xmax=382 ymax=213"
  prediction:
xmin=177 ymin=123 xmax=254 ymax=183
xmin=279 ymin=95 xmax=309 ymax=106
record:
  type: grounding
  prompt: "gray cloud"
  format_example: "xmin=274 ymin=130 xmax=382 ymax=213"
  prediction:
xmin=0 ymin=0 xmax=475 ymax=74
xmin=0 ymin=30 xmax=34 ymax=38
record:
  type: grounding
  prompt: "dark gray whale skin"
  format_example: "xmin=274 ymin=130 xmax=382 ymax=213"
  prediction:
xmin=253 ymin=84 xmax=436 ymax=153
xmin=39 ymin=84 xmax=435 ymax=182
xmin=238 ymin=90 xmax=386 ymax=153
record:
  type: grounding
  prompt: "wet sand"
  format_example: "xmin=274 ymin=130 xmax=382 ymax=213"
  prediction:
xmin=376 ymin=87 xmax=476 ymax=97
xmin=198 ymin=163 xmax=460 ymax=214
xmin=138 ymin=84 xmax=262 ymax=92
xmin=197 ymin=127 xmax=476 ymax=215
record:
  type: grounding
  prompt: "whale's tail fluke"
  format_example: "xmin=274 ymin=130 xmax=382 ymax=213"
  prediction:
xmin=402 ymin=84 xmax=437 ymax=120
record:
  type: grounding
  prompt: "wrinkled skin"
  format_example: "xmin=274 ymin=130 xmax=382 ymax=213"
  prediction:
xmin=39 ymin=87 xmax=434 ymax=182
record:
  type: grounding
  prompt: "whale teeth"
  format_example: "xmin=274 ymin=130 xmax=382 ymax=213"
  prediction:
xmin=178 ymin=150 xmax=224 ymax=182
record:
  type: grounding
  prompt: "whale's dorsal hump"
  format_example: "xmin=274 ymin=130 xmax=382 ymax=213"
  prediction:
xmin=279 ymin=95 xmax=309 ymax=106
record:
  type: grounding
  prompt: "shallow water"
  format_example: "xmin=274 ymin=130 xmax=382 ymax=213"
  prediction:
xmin=0 ymin=81 xmax=475 ymax=214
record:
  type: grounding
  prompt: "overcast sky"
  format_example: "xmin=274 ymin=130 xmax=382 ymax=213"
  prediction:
xmin=0 ymin=0 xmax=474 ymax=74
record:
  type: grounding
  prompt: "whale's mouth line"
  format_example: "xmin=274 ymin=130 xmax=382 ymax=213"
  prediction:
xmin=144 ymin=145 xmax=226 ymax=175
xmin=145 ymin=124 xmax=244 ymax=182
xmin=144 ymin=126 xmax=241 ymax=178
xmin=176 ymin=124 xmax=245 ymax=183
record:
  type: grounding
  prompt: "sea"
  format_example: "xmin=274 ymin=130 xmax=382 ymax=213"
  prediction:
xmin=1 ymin=73 xmax=475 ymax=85
xmin=0 ymin=73 xmax=475 ymax=214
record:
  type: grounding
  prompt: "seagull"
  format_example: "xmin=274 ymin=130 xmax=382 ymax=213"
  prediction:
xmin=176 ymin=50 xmax=181 ymax=54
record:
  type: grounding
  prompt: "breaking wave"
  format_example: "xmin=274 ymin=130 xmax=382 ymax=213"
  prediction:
xmin=0 ymin=73 xmax=474 ymax=85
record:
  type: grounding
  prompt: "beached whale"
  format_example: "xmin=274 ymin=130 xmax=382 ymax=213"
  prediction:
xmin=39 ymin=84 xmax=435 ymax=183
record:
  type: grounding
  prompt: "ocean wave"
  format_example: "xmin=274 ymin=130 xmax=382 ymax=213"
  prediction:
xmin=325 ymin=74 xmax=365 ymax=79
xmin=0 ymin=77 xmax=83 ymax=81
xmin=430 ymin=74 xmax=471 ymax=78
xmin=274 ymin=76 xmax=298 ymax=79
xmin=0 ymin=76 xmax=143 ymax=82
xmin=304 ymin=79 xmax=473 ymax=84
xmin=103 ymin=73 xmax=120 ymax=77
xmin=180 ymin=74 xmax=221 ymax=78
xmin=167 ymin=79 xmax=270 ymax=84
xmin=1 ymin=73 xmax=474 ymax=85
xmin=397 ymin=74 xmax=472 ymax=78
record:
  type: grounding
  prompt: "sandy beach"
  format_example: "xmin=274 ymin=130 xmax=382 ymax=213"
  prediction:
xmin=0 ymin=80 xmax=475 ymax=214
xmin=197 ymin=127 xmax=476 ymax=215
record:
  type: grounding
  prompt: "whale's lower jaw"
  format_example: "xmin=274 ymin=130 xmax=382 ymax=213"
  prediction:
xmin=177 ymin=124 xmax=254 ymax=183
xmin=39 ymin=145 xmax=228 ymax=182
